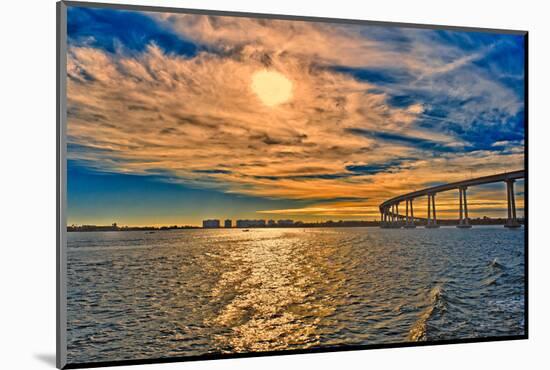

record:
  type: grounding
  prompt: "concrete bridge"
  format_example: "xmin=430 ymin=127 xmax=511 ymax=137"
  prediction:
xmin=379 ymin=170 xmax=525 ymax=229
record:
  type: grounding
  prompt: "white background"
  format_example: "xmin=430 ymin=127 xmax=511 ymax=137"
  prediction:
xmin=1 ymin=0 xmax=548 ymax=369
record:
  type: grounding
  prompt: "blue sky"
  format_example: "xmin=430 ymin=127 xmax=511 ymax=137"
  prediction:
xmin=66 ymin=6 xmax=525 ymax=226
xmin=67 ymin=161 xmax=302 ymax=225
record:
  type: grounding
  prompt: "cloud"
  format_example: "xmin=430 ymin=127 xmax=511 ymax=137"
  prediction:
xmin=345 ymin=129 xmax=463 ymax=154
xmin=66 ymin=9 xmax=525 ymax=216
xmin=68 ymin=7 xmax=198 ymax=56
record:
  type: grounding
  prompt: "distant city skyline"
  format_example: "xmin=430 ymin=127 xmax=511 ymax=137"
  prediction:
xmin=67 ymin=213 xmax=524 ymax=232
xmin=66 ymin=7 xmax=524 ymax=227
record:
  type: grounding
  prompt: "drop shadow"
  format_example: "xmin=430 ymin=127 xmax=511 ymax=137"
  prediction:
xmin=34 ymin=353 xmax=56 ymax=367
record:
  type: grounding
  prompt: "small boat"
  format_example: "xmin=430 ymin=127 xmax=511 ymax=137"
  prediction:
xmin=242 ymin=229 xmax=250 ymax=232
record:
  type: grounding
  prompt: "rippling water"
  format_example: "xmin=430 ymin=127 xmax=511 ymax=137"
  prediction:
xmin=66 ymin=227 xmax=525 ymax=363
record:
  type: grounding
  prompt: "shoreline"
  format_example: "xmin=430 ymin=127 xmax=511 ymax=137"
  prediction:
xmin=67 ymin=220 xmax=524 ymax=232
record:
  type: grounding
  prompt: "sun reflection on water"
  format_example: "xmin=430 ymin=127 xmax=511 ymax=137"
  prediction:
xmin=206 ymin=229 xmax=343 ymax=352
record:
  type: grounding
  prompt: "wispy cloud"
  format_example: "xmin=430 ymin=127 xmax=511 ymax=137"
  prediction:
xmin=66 ymin=7 xmax=525 ymax=219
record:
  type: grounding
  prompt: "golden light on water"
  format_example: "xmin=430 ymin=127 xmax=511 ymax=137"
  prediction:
xmin=207 ymin=229 xmax=342 ymax=351
xmin=251 ymin=70 xmax=293 ymax=107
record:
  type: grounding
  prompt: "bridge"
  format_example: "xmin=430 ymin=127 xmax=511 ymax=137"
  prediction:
xmin=379 ymin=169 xmax=525 ymax=229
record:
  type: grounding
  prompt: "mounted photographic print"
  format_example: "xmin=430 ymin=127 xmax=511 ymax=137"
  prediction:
xmin=56 ymin=1 xmax=527 ymax=368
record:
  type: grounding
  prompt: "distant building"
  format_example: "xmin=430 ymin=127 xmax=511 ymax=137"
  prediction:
xmin=267 ymin=219 xmax=276 ymax=227
xmin=202 ymin=219 xmax=220 ymax=228
xmin=236 ymin=219 xmax=266 ymax=228
xmin=277 ymin=219 xmax=294 ymax=226
xmin=224 ymin=219 xmax=232 ymax=228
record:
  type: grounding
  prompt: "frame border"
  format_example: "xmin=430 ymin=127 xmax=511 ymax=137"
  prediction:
xmin=57 ymin=1 xmax=68 ymax=368
xmin=56 ymin=1 xmax=528 ymax=369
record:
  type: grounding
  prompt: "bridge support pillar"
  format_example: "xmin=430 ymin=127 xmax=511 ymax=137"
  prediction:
xmin=426 ymin=194 xmax=432 ymax=227
xmin=396 ymin=202 xmax=400 ymax=226
xmin=410 ymin=199 xmax=415 ymax=227
xmin=380 ymin=208 xmax=387 ymax=228
xmin=457 ymin=187 xmax=472 ymax=228
xmin=404 ymin=199 xmax=416 ymax=228
xmin=383 ymin=206 xmax=390 ymax=228
xmin=426 ymin=193 xmax=440 ymax=228
xmin=388 ymin=203 xmax=400 ymax=228
xmin=505 ymin=180 xmax=521 ymax=228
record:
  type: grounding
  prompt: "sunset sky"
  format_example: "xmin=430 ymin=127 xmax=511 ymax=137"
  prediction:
xmin=66 ymin=6 xmax=525 ymax=226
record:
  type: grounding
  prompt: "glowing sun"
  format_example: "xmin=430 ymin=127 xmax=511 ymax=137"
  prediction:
xmin=251 ymin=70 xmax=293 ymax=107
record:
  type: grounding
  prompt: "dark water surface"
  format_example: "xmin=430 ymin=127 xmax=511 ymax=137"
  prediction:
xmin=66 ymin=227 xmax=525 ymax=363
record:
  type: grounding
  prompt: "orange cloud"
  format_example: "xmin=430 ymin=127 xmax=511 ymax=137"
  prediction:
xmin=67 ymin=13 xmax=524 ymax=220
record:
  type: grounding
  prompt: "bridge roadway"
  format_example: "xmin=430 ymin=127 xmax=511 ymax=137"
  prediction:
xmin=379 ymin=170 xmax=525 ymax=229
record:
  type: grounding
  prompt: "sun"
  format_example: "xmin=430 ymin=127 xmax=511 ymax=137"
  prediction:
xmin=251 ymin=70 xmax=293 ymax=107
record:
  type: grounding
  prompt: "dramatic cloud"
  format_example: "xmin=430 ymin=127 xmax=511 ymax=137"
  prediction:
xmin=66 ymin=7 xmax=525 ymax=220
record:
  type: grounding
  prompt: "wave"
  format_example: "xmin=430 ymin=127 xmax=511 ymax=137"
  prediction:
xmin=481 ymin=277 xmax=498 ymax=287
xmin=480 ymin=258 xmax=508 ymax=287
xmin=408 ymin=285 xmax=447 ymax=342
xmin=487 ymin=258 xmax=505 ymax=270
